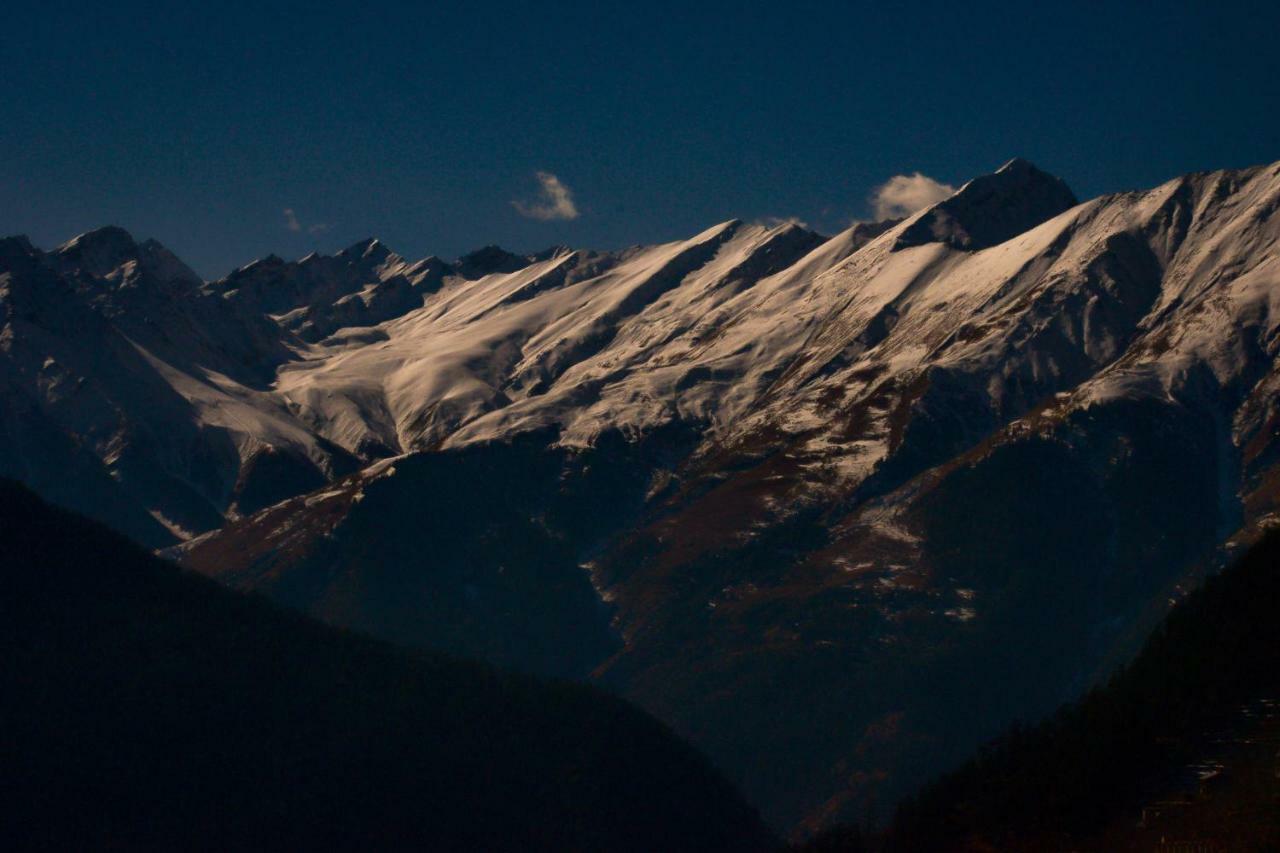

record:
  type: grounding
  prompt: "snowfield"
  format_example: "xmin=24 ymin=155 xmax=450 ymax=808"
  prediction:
xmin=6 ymin=156 xmax=1280 ymax=833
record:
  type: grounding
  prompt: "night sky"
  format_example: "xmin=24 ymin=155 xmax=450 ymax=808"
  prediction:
xmin=4 ymin=1 xmax=1279 ymax=278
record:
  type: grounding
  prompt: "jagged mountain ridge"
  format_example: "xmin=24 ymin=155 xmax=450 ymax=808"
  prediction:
xmin=0 ymin=211 xmax=849 ymax=541
xmin=6 ymin=157 xmax=1280 ymax=835
xmin=0 ymin=226 xmax=656 ymax=542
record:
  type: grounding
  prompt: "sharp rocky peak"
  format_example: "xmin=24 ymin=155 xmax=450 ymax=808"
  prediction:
xmin=50 ymin=227 xmax=202 ymax=290
xmin=339 ymin=237 xmax=395 ymax=266
xmin=895 ymin=157 xmax=1078 ymax=252
xmin=0 ymin=235 xmax=38 ymax=271
xmin=453 ymin=244 xmax=529 ymax=279
xmin=527 ymin=245 xmax=575 ymax=263
xmin=55 ymin=226 xmax=140 ymax=278
xmin=135 ymin=239 xmax=203 ymax=288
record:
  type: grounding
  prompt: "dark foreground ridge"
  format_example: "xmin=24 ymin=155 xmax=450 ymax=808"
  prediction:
xmin=0 ymin=480 xmax=776 ymax=852
xmin=802 ymin=529 xmax=1280 ymax=852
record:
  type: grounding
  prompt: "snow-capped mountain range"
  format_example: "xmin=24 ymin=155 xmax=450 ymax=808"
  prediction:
xmin=4 ymin=157 xmax=1280 ymax=833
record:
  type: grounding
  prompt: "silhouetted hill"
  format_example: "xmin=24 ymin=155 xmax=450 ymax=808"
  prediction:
xmin=0 ymin=480 xmax=776 ymax=852
xmin=800 ymin=530 xmax=1280 ymax=851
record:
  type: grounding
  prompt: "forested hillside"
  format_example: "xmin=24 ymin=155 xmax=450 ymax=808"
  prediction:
xmin=0 ymin=480 xmax=775 ymax=852
xmin=803 ymin=530 xmax=1280 ymax=851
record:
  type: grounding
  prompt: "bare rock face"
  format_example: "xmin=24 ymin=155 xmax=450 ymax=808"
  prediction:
xmin=7 ymin=157 xmax=1280 ymax=837
xmin=52 ymin=226 xmax=145 ymax=279
xmin=895 ymin=157 xmax=1079 ymax=251
xmin=453 ymin=244 xmax=530 ymax=278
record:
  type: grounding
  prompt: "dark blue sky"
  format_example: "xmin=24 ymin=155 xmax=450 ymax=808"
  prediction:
xmin=4 ymin=1 xmax=1279 ymax=279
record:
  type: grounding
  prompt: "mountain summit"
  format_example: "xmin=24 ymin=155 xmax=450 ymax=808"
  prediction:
xmin=895 ymin=157 xmax=1079 ymax=250
xmin=4 ymin=157 xmax=1280 ymax=834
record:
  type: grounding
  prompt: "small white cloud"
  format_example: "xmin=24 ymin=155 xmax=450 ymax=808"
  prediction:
xmin=870 ymin=173 xmax=957 ymax=220
xmin=755 ymin=216 xmax=809 ymax=229
xmin=512 ymin=171 xmax=580 ymax=221
xmin=284 ymin=208 xmax=331 ymax=235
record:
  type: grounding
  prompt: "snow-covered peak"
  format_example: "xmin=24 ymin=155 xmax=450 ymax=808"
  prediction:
xmin=0 ymin=234 xmax=38 ymax=270
xmin=0 ymin=234 xmax=35 ymax=253
xmin=55 ymin=226 xmax=140 ymax=278
xmin=453 ymin=245 xmax=530 ymax=279
xmin=12 ymin=155 xmax=1280 ymax=844
xmin=48 ymin=228 xmax=202 ymax=293
xmin=135 ymin=239 xmax=203 ymax=289
xmin=895 ymin=157 xmax=1078 ymax=251
xmin=528 ymin=245 xmax=576 ymax=262
xmin=994 ymin=156 xmax=1039 ymax=174
xmin=8 ymin=156 xmax=1280 ymax=550
xmin=339 ymin=237 xmax=393 ymax=265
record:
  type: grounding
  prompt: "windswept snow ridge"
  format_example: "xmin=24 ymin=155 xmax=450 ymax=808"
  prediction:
xmin=6 ymin=158 xmax=1280 ymax=835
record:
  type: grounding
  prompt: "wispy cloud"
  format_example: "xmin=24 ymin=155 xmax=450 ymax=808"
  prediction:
xmin=512 ymin=171 xmax=580 ymax=221
xmin=284 ymin=208 xmax=331 ymax=235
xmin=754 ymin=215 xmax=810 ymax=229
xmin=870 ymin=172 xmax=957 ymax=220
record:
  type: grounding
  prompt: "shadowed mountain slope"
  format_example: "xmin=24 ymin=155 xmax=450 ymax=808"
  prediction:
xmin=0 ymin=480 xmax=775 ymax=853
xmin=8 ymin=157 xmax=1280 ymax=835
xmin=802 ymin=521 xmax=1280 ymax=851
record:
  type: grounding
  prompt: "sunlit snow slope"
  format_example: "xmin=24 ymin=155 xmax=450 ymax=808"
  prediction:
xmin=6 ymin=157 xmax=1280 ymax=835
